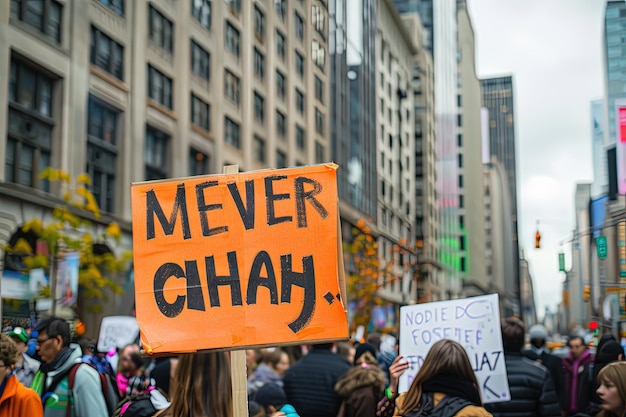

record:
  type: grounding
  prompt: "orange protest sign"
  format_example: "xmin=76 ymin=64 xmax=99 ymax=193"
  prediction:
xmin=130 ymin=164 xmax=348 ymax=354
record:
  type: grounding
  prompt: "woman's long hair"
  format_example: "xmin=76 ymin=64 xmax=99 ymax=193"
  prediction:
xmin=169 ymin=351 xmax=233 ymax=417
xmin=597 ymin=361 xmax=626 ymax=417
xmin=397 ymin=339 xmax=479 ymax=415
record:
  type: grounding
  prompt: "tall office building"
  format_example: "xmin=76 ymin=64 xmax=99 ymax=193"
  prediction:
xmin=394 ymin=0 xmax=461 ymax=298
xmin=591 ymin=100 xmax=608 ymax=198
xmin=603 ymin=0 xmax=626 ymax=195
xmin=481 ymin=76 xmax=520 ymax=313
xmin=1 ymin=0 xmax=329 ymax=323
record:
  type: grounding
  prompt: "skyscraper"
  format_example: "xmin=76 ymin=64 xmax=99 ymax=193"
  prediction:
xmin=481 ymin=76 xmax=520 ymax=313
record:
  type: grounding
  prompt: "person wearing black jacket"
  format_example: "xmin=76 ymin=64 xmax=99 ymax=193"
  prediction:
xmin=485 ymin=317 xmax=561 ymax=417
xmin=283 ymin=343 xmax=351 ymax=417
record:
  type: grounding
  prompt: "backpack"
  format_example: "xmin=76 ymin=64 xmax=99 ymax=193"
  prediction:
xmin=67 ymin=362 xmax=121 ymax=417
xmin=113 ymin=388 xmax=170 ymax=417
xmin=405 ymin=393 xmax=475 ymax=417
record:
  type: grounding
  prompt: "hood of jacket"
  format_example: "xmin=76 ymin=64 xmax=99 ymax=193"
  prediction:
xmin=334 ymin=364 xmax=385 ymax=398
xmin=45 ymin=344 xmax=82 ymax=383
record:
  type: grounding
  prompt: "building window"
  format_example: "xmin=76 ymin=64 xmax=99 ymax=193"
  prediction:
xmin=96 ymin=0 xmax=124 ymax=16
xmin=6 ymin=60 xmax=54 ymax=191
xmin=254 ymin=5 xmax=265 ymax=40
xmin=145 ymin=126 xmax=169 ymax=180
xmin=460 ymin=256 xmax=466 ymax=272
xmin=10 ymin=0 xmax=62 ymax=42
xmin=276 ymin=70 xmax=286 ymax=100
xmin=457 ymin=134 xmax=462 ymax=147
xmin=315 ymin=108 xmax=324 ymax=134
xmin=86 ymin=96 xmax=119 ymax=213
xmin=189 ymin=147 xmax=209 ymax=176
xmin=253 ymin=91 xmax=265 ymax=123
xmin=459 ymin=236 xmax=465 ymax=251
xmin=224 ymin=116 xmax=241 ymax=149
xmin=254 ymin=48 xmax=265 ymax=80
xmin=312 ymin=4 xmax=325 ymax=36
xmin=191 ymin=94 xmax=210 ymax=131
xmin=459 ymin=215 xmax=464 ymax=228
xmin=295 ymin=51 xmax=304 ymax=78
xmin=295 ymin=12 xmax=304 ymax=41
xmin=224 ymin=70 xmax=240 ymax=105
xmin=191 ymin=40 xmax=210 ymax=81
xmin=253 ymin=135 xmax=266 ymax=163
xmin=147 ymin=65 xmax=173 ymax=109
xmin=457 ymin=94 xmax=462 ymax=107
xmin=312 ymin=41 xmax=325 ymax=70
xmin=276 ymin=110 xmax=286 ymax=137
xmin=191 ymin=0 xmax=211 ymax=30
xmin=315 ymin=141 xmax=324 ymax=163
xmin=458 ymin=175 xmax=463 ymax=188
xmin=457 ymin=114 xmax=462 ymax=127
xmin=276 ymin=149 xmax=286 ymax=168
xmin=459 ymin=195 xmax=464 ymax=208
xmin=90 ymin=26 xmax=124 ymax=81
xmin=225 ymin=21 xmax=240 ymax=58
xmin=148 ymin=5 xmax=173 ymax=53
xmin=296 ymin=89 xmax=305 ymax=114
xmin=458 ymin=153 xmax=463 ymax=168
xmin=225 ymin=0 xmax=241 ymax=13
xmin=296 ymin=125 xmax=305 ymax=150
xmin=276 ymin=30 xmax=286 ymax=61
xmin=315 ymin=76 xmax=323 ymax=103
xmin=275 ymin=0 xmax=286 ymax=21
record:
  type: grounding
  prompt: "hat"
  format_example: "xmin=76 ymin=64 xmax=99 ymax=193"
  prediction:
xmin=528 ymin=324 xmax=548 ymax=341
xmin=8 ymin=327 xmax=29 ymax=343
xmin=597 ymin=340 xmax=624 ymax=364
xmin=253 ymin=383 xmax=287 ymax=408
xmin=354 ymin=342 xmax=377 ymax=365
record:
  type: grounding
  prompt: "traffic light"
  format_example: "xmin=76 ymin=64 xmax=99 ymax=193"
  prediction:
xmin=583 ymin=285 xmax=591 ymax=301
xmin=535 ymin=230 xmax=541 ymax=249
xmin=589 ymin=320 xmax=599 ymax=333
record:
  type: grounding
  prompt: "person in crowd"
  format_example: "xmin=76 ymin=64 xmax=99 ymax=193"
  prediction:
xmin=30 ymin=317 xmax=108 ymax=417
xmin=595 ymin=361 xmax=626 ymax=417
xmin=159 ymin=351 xmax=232 ymax=417
xmin=76 ymin=338 xmax=114 ymax=377
xmin=336 ymin=341 xmax=356 ymax=365
xmin=367 ymin=332 xmax=397 ymax=384
xmin=247 ymin=349 xmax=261 ymax=379
xmin=250 ymin=382 xmax=300 ymax=417
xmin=376 ymin=339 xmax=491 ymax=417
xmin=334 ymin=343 xmax=386 ymax=417
xmin=150 ymin=355 xmax=179 ymax=398
xmin=116 ymin=343 xmax=143 ymax=397
xmin=6 ymin=327 xmax=39 ymax=387
xmin=485 ymin=317 xmax=560 ymax=417
xmin=0 ymin=333 xmax=43 ymax=417
xmin=250 ymin=348 xmax=290 ymax=388
xmin=522 ymin=324 xmax=564 ymax=410
xmin=283 ymin=343 xmax=351 ymax=417
xmin=584 ymin=339 xmax=624 ymax=415
xmin=562 ymin=335 xmax=594 ymax=415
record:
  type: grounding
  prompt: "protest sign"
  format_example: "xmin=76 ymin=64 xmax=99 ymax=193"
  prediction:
xmin=98 ymin=316 xmax=140 ymax=353
xmin=399 ymin=293 xmax=510 ymax=403
xmin=130 ymin=164 xmax=348 ymax=354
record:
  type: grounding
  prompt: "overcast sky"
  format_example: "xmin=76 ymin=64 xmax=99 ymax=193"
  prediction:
xmin=466 ymin=1 xmax=605 ymax=319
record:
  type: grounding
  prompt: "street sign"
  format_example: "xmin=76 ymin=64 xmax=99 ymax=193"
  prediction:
xmin=596 ymin=236 xmax=608 ymax=259
xmin=558 ymin=253 xmax=565 ymax=271
xmin=606 ymin=287 xmax=623 ymax=293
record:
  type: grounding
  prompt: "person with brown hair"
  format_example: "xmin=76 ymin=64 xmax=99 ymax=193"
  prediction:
xmin=0 ymin=333 xmax=42 ymax=417
xmin=595 ymin=361 xmax=626 ymax=417
xmin=377 ymin=339 xmax=491 ymax=417
xmin=159 ymin=351 xmax=232 ymax=417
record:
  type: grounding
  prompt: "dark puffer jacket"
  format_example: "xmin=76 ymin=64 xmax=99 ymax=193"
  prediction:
xmin=283 ymin=349 xmax=351 ymax=417
xmin=485 ymin=353 xmax=561 ymax=417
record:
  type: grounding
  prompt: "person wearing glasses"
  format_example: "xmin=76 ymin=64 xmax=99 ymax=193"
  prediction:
xmin=30 ymin=317 xmax=108 ymax=417
xmin=0 ymin=333 xmax=43 ymax=416
xmin=6 ymin=327 xmax=40 ymax=387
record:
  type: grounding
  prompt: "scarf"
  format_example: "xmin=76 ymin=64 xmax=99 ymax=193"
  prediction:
xmin=566 ymin=349 xmax=592 ymax=412
xmin=422 ymin=374 xmax=481 ymax=405
xmin=39 ymin=347 xmax=74 ymax=375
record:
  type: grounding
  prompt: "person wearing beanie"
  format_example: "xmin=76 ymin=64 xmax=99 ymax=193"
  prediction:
xmin=6 ymin=328 xmax=39 ymax=387
xmin=522 ymin=324 xmax=564 ymax=412
xmin=252 ymin=383 xmax=300 ymax=417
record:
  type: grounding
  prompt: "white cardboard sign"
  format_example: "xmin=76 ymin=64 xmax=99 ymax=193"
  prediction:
xmin=97 ymin=316 xmax=140 ymax=353
xmin=399 ymin=293 xmax=510 ymax=403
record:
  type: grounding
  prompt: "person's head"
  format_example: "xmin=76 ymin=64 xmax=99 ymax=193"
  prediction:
xmin=0 ymin=334 xmax=18 ymax=381
xmin=568 ymin=336 xmax=587 ymax=360
xmin=77 ymin=338 xmax=95 ymax=356
xmin=118 ymin=343 xmax=141 ymax=374
xmin=7 ymin=327 xmax=29 ymax=355
xmin=252 ymin=383 xmax=287 ymax=415
xmin=398 ymin=339 xmax=480 ymax=414
xmin=366 ymin=332 xmax=382 ymax=352
xmin=335 ymin=341 xmax=355 ymax=364
xmin=264 ymin=349 xmax=290 ymax=377
xmin=597 ymin=341 xmax=625 ymax=364
xmin=596 ymin=361 xmax=626 ymax=417
xmin=353 ymin=343 xmax=378 ymax=366
xmin=170 ymin=351 xmax=232 ymax=417
xmin=246 ymin=349 xmax=260 ymax=374
xmin=501 ymin=317 xmax=525 ymax=353
xmin=35 ymin=317 xmax=70 ymax=364
xmin=528 ymin=324 xmax=548 ymax=349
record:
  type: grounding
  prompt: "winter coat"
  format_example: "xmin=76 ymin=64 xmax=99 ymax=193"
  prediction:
xmin=334 ymin=363 xmax=386 ymax=417
xmin=0 ymin=374 xmax=43 ymax=417
xmin=14 ymin=353 xmax=40 ymax=388
xmin=562 ymin=349 xmax=594 ymax=414
xmin=30 ymin=344 xmax=109 ymax=417
xmin=393 ymin=392 xmax=492 ymax=417
xmin=522 ymin=348 xmax=565 ymax=410
xmin=283 ymin=349 xmax=351 ymax=417
xmin=485 ymin=353 xmax=560 ymax=417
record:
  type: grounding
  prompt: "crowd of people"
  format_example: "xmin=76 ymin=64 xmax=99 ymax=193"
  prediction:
xmin=1 ymin=316 xmax=626 ymax=417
